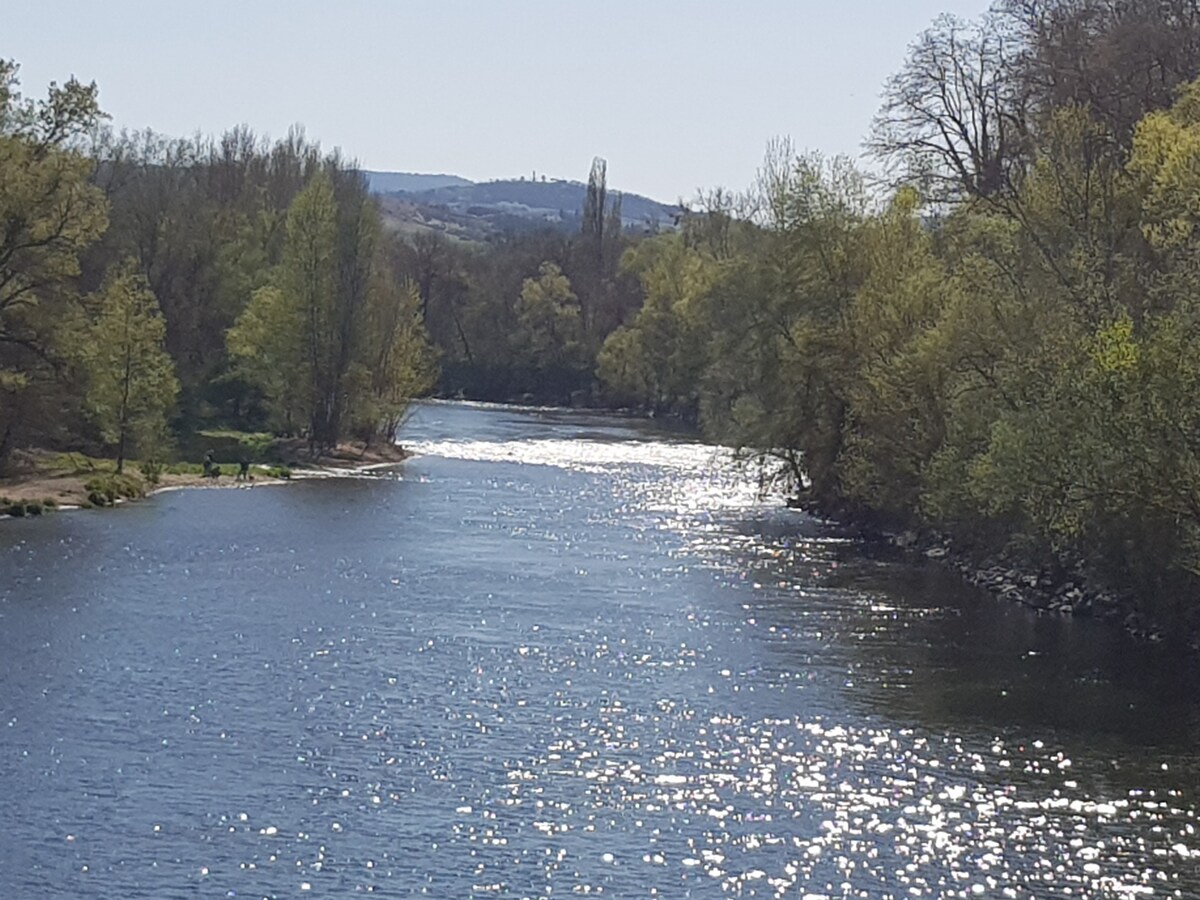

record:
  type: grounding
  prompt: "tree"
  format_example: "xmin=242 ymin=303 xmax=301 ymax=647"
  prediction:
xmin=356 ymin=269 xmax=438 ymax=442
xmin=710 ymin=154 xmax=868 ymax=506
xmin=228 ymin=169 xmax=338 ymax=443
xmin=74 ymin=262 xmax=178 ymax=472
xmin=327 ymin=163 xmax=380 ymax=447
xmin=1002 ymin=0 xmax=1200 ymax=145
xmin=0 ymin=60 xmax=108 ymax=463
xmin=869 ymin=12 xmax=1029 ymax=201
xmin=228 ymin=167 xmax=435 ymax=447
xmin=597 ymin=232 xmax=718 ymax=414
xmin=838 ymin=188 xmax=955 ymax=518
xmin=88 ymin=125 xmax=323 ymax=429
xmin=576 ymin=157 xmax=627 ymax=336
xmin=581 ymin=157 xmax=611 ymax=271
xmin=514 ymin=262 xmax=583 ymax=372
xmin=225 ymin=284 xmax=306 ymax=433
xmin=286 ymin=168 xmax=341 ymax=447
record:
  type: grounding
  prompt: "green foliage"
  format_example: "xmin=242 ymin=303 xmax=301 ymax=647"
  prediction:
xmin=45 ymin=453 xmax=113 ymax=475
xmin=597 ymin=234 xmax=716 ymax=414
xmin=8 ymin=29 xmax=1200 ymax=627
xmin=71 ymin=261 xmax=179 ymax=472
xmin=138 ymin=458 xmax=163 ymax=485
xmin=0 ymin=60 xmax=108 ymax=463
xmin=2 ymin=73 xmax=441 ymax=457
xmin=83 ymin=473 xmax=145 ymax=507
xmin=514 ymin=262 xmax=584 ymax=370
xmin=391 ymin=160 xmax=642 ymax=405
xmin=179 ymin=429 xmax=275 ymax=465
xmin=838 ymin=189 xmax=954 ymax=517
xmin=228 ymin=167 xmax=436 ymax=447
xmin=356 ymin=274 xmax=438 ymax=442
xmin=226 ymin=284 xmax=305 ymax=432
xmin=228 ymin=169 xmax=339 ymax=438
xmin=598 ymin=78 xmax=1200 ymax=619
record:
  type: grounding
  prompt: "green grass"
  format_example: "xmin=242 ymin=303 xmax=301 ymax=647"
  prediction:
xmin=163 ymin=461 xmax=287 ymax=478
xmin=196 ymin=428 xmax=275 ymax=454
xmin=46 ymin=452 xmax=115 ymax=475
xmin=164 ymin=461 xmax=211 ymax=476
xmin=2 ymin=447 xmax=295 ymax=520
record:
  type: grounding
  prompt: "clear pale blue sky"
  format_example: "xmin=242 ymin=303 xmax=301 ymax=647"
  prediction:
xmin=7 ymin=0 xmax=989 ymax=202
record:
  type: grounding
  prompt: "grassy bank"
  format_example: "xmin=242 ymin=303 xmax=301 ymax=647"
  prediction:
xmin=0 ymin=438 xmax=410 ymax=516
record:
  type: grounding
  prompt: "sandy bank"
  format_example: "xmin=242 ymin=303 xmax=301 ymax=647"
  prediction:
xmin=0 ymin=442 xmax=410 ymax=515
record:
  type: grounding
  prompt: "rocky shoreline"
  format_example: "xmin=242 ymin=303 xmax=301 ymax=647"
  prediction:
xmin=884 ymin=527 xmax=1184 ymax=647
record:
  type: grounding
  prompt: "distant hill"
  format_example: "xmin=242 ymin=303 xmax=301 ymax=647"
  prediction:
xmin=366 ymin=171 xmax=681 ymax=241
xmin=364 ymin=171 xmax=473 ymax=193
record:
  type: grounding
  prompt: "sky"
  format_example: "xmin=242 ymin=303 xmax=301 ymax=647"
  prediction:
xmin=6 ymin=0 xmax=991 ymax=203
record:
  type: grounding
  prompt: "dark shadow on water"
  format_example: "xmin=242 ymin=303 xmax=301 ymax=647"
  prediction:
xmin=715 ymin=509 xmax=1200 ymax=749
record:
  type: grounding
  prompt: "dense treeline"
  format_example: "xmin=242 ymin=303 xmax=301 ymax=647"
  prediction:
xmin=0 ymin=61 xmax=436 ymax=471
xmin=593 ymin=0 xmax=1200 ymax=622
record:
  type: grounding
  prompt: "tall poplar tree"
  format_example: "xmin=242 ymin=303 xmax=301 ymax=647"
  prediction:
xmin=229 ymin=169 xmax=338 ymax=445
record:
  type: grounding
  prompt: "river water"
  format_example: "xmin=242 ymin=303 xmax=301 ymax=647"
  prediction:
xmin=1 ymin=401 xmax=1198 ymax=899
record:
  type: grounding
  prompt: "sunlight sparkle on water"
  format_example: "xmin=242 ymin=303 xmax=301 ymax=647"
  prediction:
xmin=2 ymin=403 xmax=1198 ymax=898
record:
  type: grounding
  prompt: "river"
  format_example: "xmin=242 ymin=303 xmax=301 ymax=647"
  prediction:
xmin=1 ymin=401 xmax=1198 ymax=898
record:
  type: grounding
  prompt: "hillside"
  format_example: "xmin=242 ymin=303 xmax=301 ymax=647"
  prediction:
xmin=367 ymin=172 xmax=681 ymax=241
xmin=364 ymin=171 xmax=473 ymax=193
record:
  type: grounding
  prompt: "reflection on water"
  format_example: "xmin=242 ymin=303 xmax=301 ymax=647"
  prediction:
xmin=0 ymin=400 xmax=1197 ymax=898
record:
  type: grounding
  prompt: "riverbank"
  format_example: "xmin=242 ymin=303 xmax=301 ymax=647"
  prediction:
xmin=7 ymin=399 xmax=1200 ymax=899
xmin=0 ymin=441 xmax=410 ymax=516
xmin=877 ymin=525 xmax=1194 ymax=649
xmin=785 ymin=489 xmax=1197 ymax=649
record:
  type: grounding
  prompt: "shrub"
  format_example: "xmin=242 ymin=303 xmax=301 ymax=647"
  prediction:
xmin=2 ymin=501 xmax=44 ymax=517
xmin=83 ymin=473 xmax=145 ymax=507
xmin=139 ymin=458 xmax=163 ymax=485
